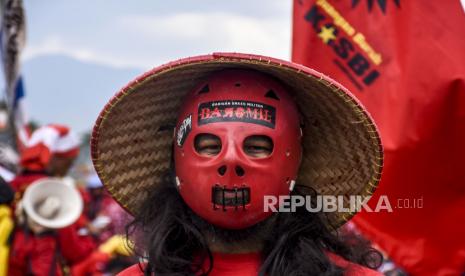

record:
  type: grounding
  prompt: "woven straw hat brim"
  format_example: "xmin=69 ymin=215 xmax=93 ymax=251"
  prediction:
xmin=91 ymin=52 xmax=383 ymax=228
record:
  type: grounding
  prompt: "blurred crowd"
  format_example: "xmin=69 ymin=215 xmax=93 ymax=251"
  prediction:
xmin=0 ymin=124 xmax=137 ymax=275
xmin=0 ymin=124 xmax=408 ymax=276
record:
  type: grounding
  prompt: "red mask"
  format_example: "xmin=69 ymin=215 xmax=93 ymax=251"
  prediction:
xmin=174 ymin=70 xmax=302 ymax=229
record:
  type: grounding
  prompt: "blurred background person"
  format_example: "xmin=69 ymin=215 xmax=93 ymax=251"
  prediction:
xmin=83 ymin=173 xmax=130 ymax=243
xmin=10 ymin=124 xmax=80 ymax=200
xmin=8 ymin=124 xmax=96 ymax=275
xmin=69 ymin=173 xmax=135 ymax=275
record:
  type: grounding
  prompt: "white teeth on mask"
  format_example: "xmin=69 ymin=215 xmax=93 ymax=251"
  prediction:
xmin=289 ymin=180 xmax=296 ymax=191
xmin=175 ymin=176 xmax=181 ymax=187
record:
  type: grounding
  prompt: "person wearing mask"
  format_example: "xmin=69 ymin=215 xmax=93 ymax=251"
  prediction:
xmin=91 ymin=53 xmax=384 ymax=275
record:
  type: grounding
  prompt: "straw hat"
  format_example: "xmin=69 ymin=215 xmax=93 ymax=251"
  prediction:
xmin=91 ymin=53 xmax=383 ymax=228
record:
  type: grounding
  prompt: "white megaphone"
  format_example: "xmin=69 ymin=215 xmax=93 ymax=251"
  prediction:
xmin=22 ymin=177 xmax=83 ymax=229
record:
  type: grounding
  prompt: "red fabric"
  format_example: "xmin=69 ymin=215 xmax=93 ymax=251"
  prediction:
xmin=10 ymin=172 xmax=47 ymax=194
xmin=57 ymin=223 xmax=97 ymax=264
xmin=117 ymin=252 xmax=380 ymax=275
xmin=8 ymin=230 xmax=63 ymax=276
xmin=92 ymin=193 xmax=128 ymax=243
xmin=20 ymin=124 xmax=79 ymax=171
xmin=8 ymin=225 xmax=95 ymax=276
xmin=292 ymin=0 xmax=465 ymax=275
xmin=49 ymin=124 xmax=70 ymax=136
xmin=73 ymin=187 xmax=94 ymax=229
xmin=71 ymin=251 xmax=110 ymax=276
xmin=20 ymin=143 xmax=52 ymax=171
xmin=118 ymin=263 xmax=145 ymax=276
xmin=8 ymin=224 xmax=96 ymax=275
xmin=20 ymin=145 xmax=79 ymax=171
xmin=10 ymin=172 xmax=48 ymax=210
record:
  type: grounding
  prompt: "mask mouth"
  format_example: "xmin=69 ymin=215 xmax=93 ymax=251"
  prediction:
xmin=212 ymin=185 xmax=250 ymax=210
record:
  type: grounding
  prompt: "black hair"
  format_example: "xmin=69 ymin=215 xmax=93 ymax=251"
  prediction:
xmin=126 ymin=173 xmax=382 ymax=276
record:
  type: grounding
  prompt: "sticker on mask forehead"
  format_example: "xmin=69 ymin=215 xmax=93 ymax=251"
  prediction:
xmin=198 ymin=100 xmax=276 ymax=129
xmin=176 ymin=114 xmax=192 ymax=147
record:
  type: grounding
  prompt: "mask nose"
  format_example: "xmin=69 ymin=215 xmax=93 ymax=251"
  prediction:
xmin=235 ymin=165 xmax=245 ymax=176
xmin=217 ymin=165 xmax=246 ymax=177
xmin=217 ymin=138 xmax=246 ymax=177
xmin=218 ymin=165 xmax=227 ymax=176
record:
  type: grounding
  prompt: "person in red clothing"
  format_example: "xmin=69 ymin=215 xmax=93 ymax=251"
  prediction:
xmin=8 ymin=124 xmax=96 ymax=275
xmin=10 ymin=124 xmax=81 ymax=200
xmin=84 ymin=173 xmax=130 ymax=244
xmin=68 ymin=174 xmax=135 ymax=275
xmin=91 ymin=53 xmax=384 ymax=275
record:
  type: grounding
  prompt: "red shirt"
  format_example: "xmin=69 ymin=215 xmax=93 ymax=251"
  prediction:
xmin=10 ymin=171 xmax=48 ymax=202
xmin=8 ymin=224 xmax=96 ymax=276
xmin=118 ymin=252 xmax=381 ymax=275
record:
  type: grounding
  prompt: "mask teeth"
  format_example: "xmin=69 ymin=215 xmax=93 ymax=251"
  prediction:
xmin=241 ymin=185 xmax=246 ymax=210
xmin=211 ymin=185 xmax=250 ymax=211
xmin=222 ymin=186 xmax=226 ymax=212
xmin=212 ymin=184 xmax=219 ymax=210
xmin=235 ymin=187 xmax=238 ymax=211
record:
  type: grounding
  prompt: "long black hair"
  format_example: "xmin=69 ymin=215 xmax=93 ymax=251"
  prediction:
xmin=126 ymin=172 xmax=381 ymax=276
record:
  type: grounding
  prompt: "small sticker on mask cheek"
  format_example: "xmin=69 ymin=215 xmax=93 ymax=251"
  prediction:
xmin=176 ymin=114 xmax=193 ymax=147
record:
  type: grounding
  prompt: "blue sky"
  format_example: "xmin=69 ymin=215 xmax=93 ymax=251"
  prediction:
xmin=23 ymin=1 xmax=292 ymax=70
xmin=20 ymin=0 xmax=293 ymax=134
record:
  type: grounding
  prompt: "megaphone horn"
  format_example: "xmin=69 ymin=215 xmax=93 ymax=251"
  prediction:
xmin=22 ymin=177 xmax=83 ymax=229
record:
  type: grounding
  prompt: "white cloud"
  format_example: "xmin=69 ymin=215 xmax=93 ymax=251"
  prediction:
xmin=22 ymin=36 xmax=143 ymax=69
xmin=118 ymin=12 xmax=291 ymax=58
xmin=23 ymin=11 xmax=291 ymax=70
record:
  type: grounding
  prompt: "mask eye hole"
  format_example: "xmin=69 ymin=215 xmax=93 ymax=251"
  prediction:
xmin=194 ymin=133 xmax=222 ymax=156
xmin=243 ymin=135 xmax=273 ymax=158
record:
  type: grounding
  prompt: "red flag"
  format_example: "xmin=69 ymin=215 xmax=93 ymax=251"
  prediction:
xmin=292 ymin=0 xmax=465 ymax=275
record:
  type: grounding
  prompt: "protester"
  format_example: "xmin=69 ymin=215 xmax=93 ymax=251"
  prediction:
xmin=10 ymin=124 xmax=80 ymax=199
xmin=91 ymin=53 xmax=385 ymax=275
xmin=67 ymin=173 xmax=136 ymax=275
xmin=84 ymin=173 xmax=129 ymax=243
xmin=8 ymin=124 xmax=96 ymax=275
